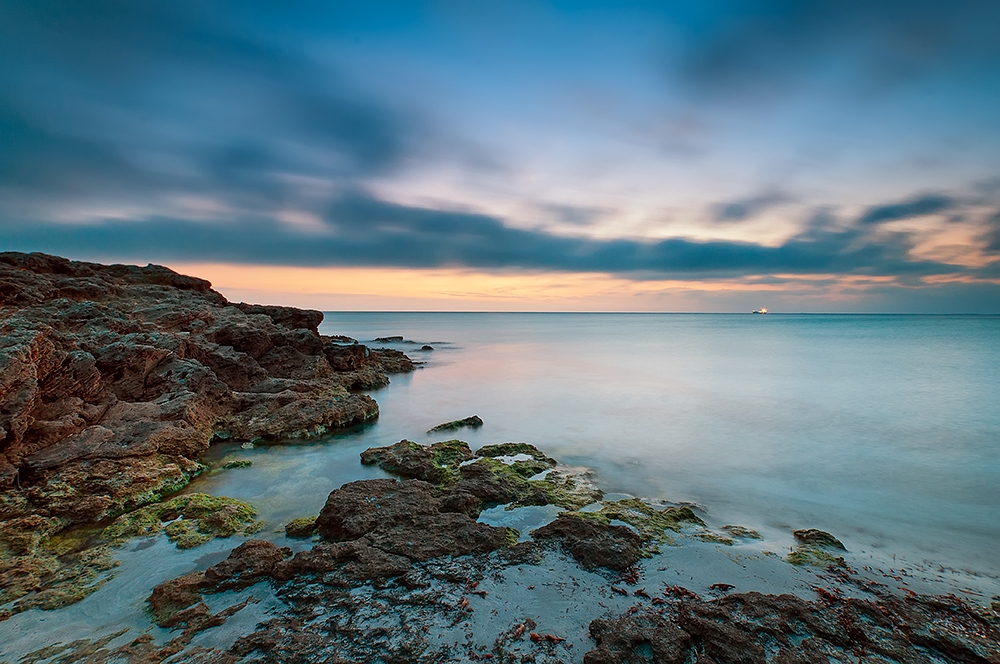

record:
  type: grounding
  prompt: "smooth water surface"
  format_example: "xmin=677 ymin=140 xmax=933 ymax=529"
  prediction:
xmin=322 ymin=313 xmax=1000 ymax=576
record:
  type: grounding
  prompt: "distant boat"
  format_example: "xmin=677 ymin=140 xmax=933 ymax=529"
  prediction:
xmin=752 ymin=307 xmax=768 ymax=314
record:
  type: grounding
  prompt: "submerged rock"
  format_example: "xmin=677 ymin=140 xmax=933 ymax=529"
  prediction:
xmin=148 ymin=539 xmax=290 ymax=628
xmin=427 ymin=415 xmax=484 ymax=433
xmin=721 ymin=524 xmax=763 ymax=539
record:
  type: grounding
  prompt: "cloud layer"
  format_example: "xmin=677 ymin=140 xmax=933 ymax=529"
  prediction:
xmin=1 ymin=1 xmax=999 ymax=310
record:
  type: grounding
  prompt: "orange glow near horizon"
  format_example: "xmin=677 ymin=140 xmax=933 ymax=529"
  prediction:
xmin=166 ymin=262 xmax=937 ymax=312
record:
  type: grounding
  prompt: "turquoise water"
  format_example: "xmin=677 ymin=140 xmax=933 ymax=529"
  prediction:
xmin=321 ymin=313 xmax=1000 ymax=577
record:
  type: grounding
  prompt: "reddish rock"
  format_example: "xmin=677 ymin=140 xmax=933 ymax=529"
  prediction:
xmin=0 ymin=253 xmax=413 ymax=571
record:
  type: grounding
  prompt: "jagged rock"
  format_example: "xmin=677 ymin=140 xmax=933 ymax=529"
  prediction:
xmin=0 ymin=252 xmax=413 ymax=613
xmin=0 ymin=253 xmax=413 ymax=514
xmin=531 ymin=513 xmax=642 ymax=571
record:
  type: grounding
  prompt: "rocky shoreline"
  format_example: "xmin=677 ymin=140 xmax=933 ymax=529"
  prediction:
xmin=1 ymin=255 xmax=998 ymax=663
xmin=0 ymin=253 xmax=413 ymax=613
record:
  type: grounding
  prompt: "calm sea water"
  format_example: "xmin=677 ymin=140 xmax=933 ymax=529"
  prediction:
xmin=321 ymin=313 xmax=1000 ymax=577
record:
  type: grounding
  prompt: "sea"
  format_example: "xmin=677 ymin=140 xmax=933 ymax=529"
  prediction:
xmin=316 ymin=312 xmax=1000 ymax=578
xmin=3 ymin=312 xmax=999 ymax=656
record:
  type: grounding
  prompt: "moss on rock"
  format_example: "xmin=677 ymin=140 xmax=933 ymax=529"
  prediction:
xmin=787 ymin=528 xmax=847 ymax=567
xmin=427 ymin=415 xmax=484 ymax=433
xmin=562 ymin=499 xmax=719 ymax=555
xmin=721 ymin=525 xmax=763 ymax=540
xmin=787 ymin=547 xmax=841 ymax=567
xmin=284 ymin=516 xmax=318 ymax=538
xmin=476 ymin=442 xmax=557 ymax=466
xmin=102 ymin=493 xmax=263 ymax=548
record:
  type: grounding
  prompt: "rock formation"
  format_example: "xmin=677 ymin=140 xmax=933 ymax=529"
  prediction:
xmin=0 ymin=252 xmax=412 ymax=607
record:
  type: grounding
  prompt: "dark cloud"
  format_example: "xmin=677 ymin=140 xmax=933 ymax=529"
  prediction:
xmin=674 ymin=0 xmax=1000 ymax=100
xmin=712 ymin=191 xmax=791 ymax=222
xmin=0 ymin=191 xmax=977 ymax=281
xmin=0 ymin=0 xmax=420 ymax=212
xmin=857 ymin=194 xmax=955 ymax=225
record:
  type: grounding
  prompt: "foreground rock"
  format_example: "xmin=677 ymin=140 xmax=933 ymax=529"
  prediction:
xmin=23 ymin=438 xmax=1000 ymax=663
xmin=0 ymin=252 xmax=413 ymax=610
xmin=585 ymin=590 xmax=1000 ymax=664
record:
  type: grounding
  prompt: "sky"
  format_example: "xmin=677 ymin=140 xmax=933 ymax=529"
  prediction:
xmin=2 ymin=1 xmax=1000 ymax=312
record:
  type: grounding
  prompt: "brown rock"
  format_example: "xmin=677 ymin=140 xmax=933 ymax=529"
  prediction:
xmin=0 ymin=252 xmax=412 ymax=510
xmin=271 ymin=539 xmax=412 ymax=583
xmin=314 ymin=478 xmax=511 ymax=564
xmin=315 ymin=479 xmax=443 ymax=541
xmin=148 ymin=571 xmax=206 ymax=627
xmin=531 ymin=514 xmax=641 ymax=571
xmin=202 ymin=539 xmax=290 ymax=591
xmin=0 ymin=252 xmax=414 ymax=612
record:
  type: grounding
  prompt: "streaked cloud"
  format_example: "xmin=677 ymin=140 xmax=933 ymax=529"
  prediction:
xmin=1 ymin=1 xmax=999 ymax=311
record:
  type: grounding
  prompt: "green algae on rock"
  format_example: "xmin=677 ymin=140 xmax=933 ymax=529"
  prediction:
xmin=360 ymin=438 xmax=601 ymax=511
xmin=284 ymin=516 xmax=318 ymax=538
xmin=360 ymin=438 xmax=473 ymax=485
xmin=787 ymin=528 xmax=847 ymax=567
xmin=792 ymin=528 xmax=846 ymax=550
xmin=0 ymin=516 xmax=119 ymax=616
xmin=595 ymin=500 xmax=695 ymax=551
xmin=103 ymin=493 xmax=263 ymax=549
xmin=721 ymin=524 xmax=763 ymax=539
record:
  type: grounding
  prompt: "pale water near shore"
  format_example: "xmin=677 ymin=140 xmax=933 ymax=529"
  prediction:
xmin=321 ymin=312 xmax=1000 ymax=578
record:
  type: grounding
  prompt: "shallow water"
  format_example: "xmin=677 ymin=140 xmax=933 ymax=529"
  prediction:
xmin=3 ymin=312 xmax=998 ymax=658
xmin=322 ymin=312 xmax=1000 ymax=577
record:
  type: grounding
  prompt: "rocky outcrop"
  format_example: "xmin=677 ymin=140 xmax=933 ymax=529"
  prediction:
xmin=0 ymin=253 xmax=412 ymax=520
xmin=0 ymin=252 xmax=412 ymax=608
